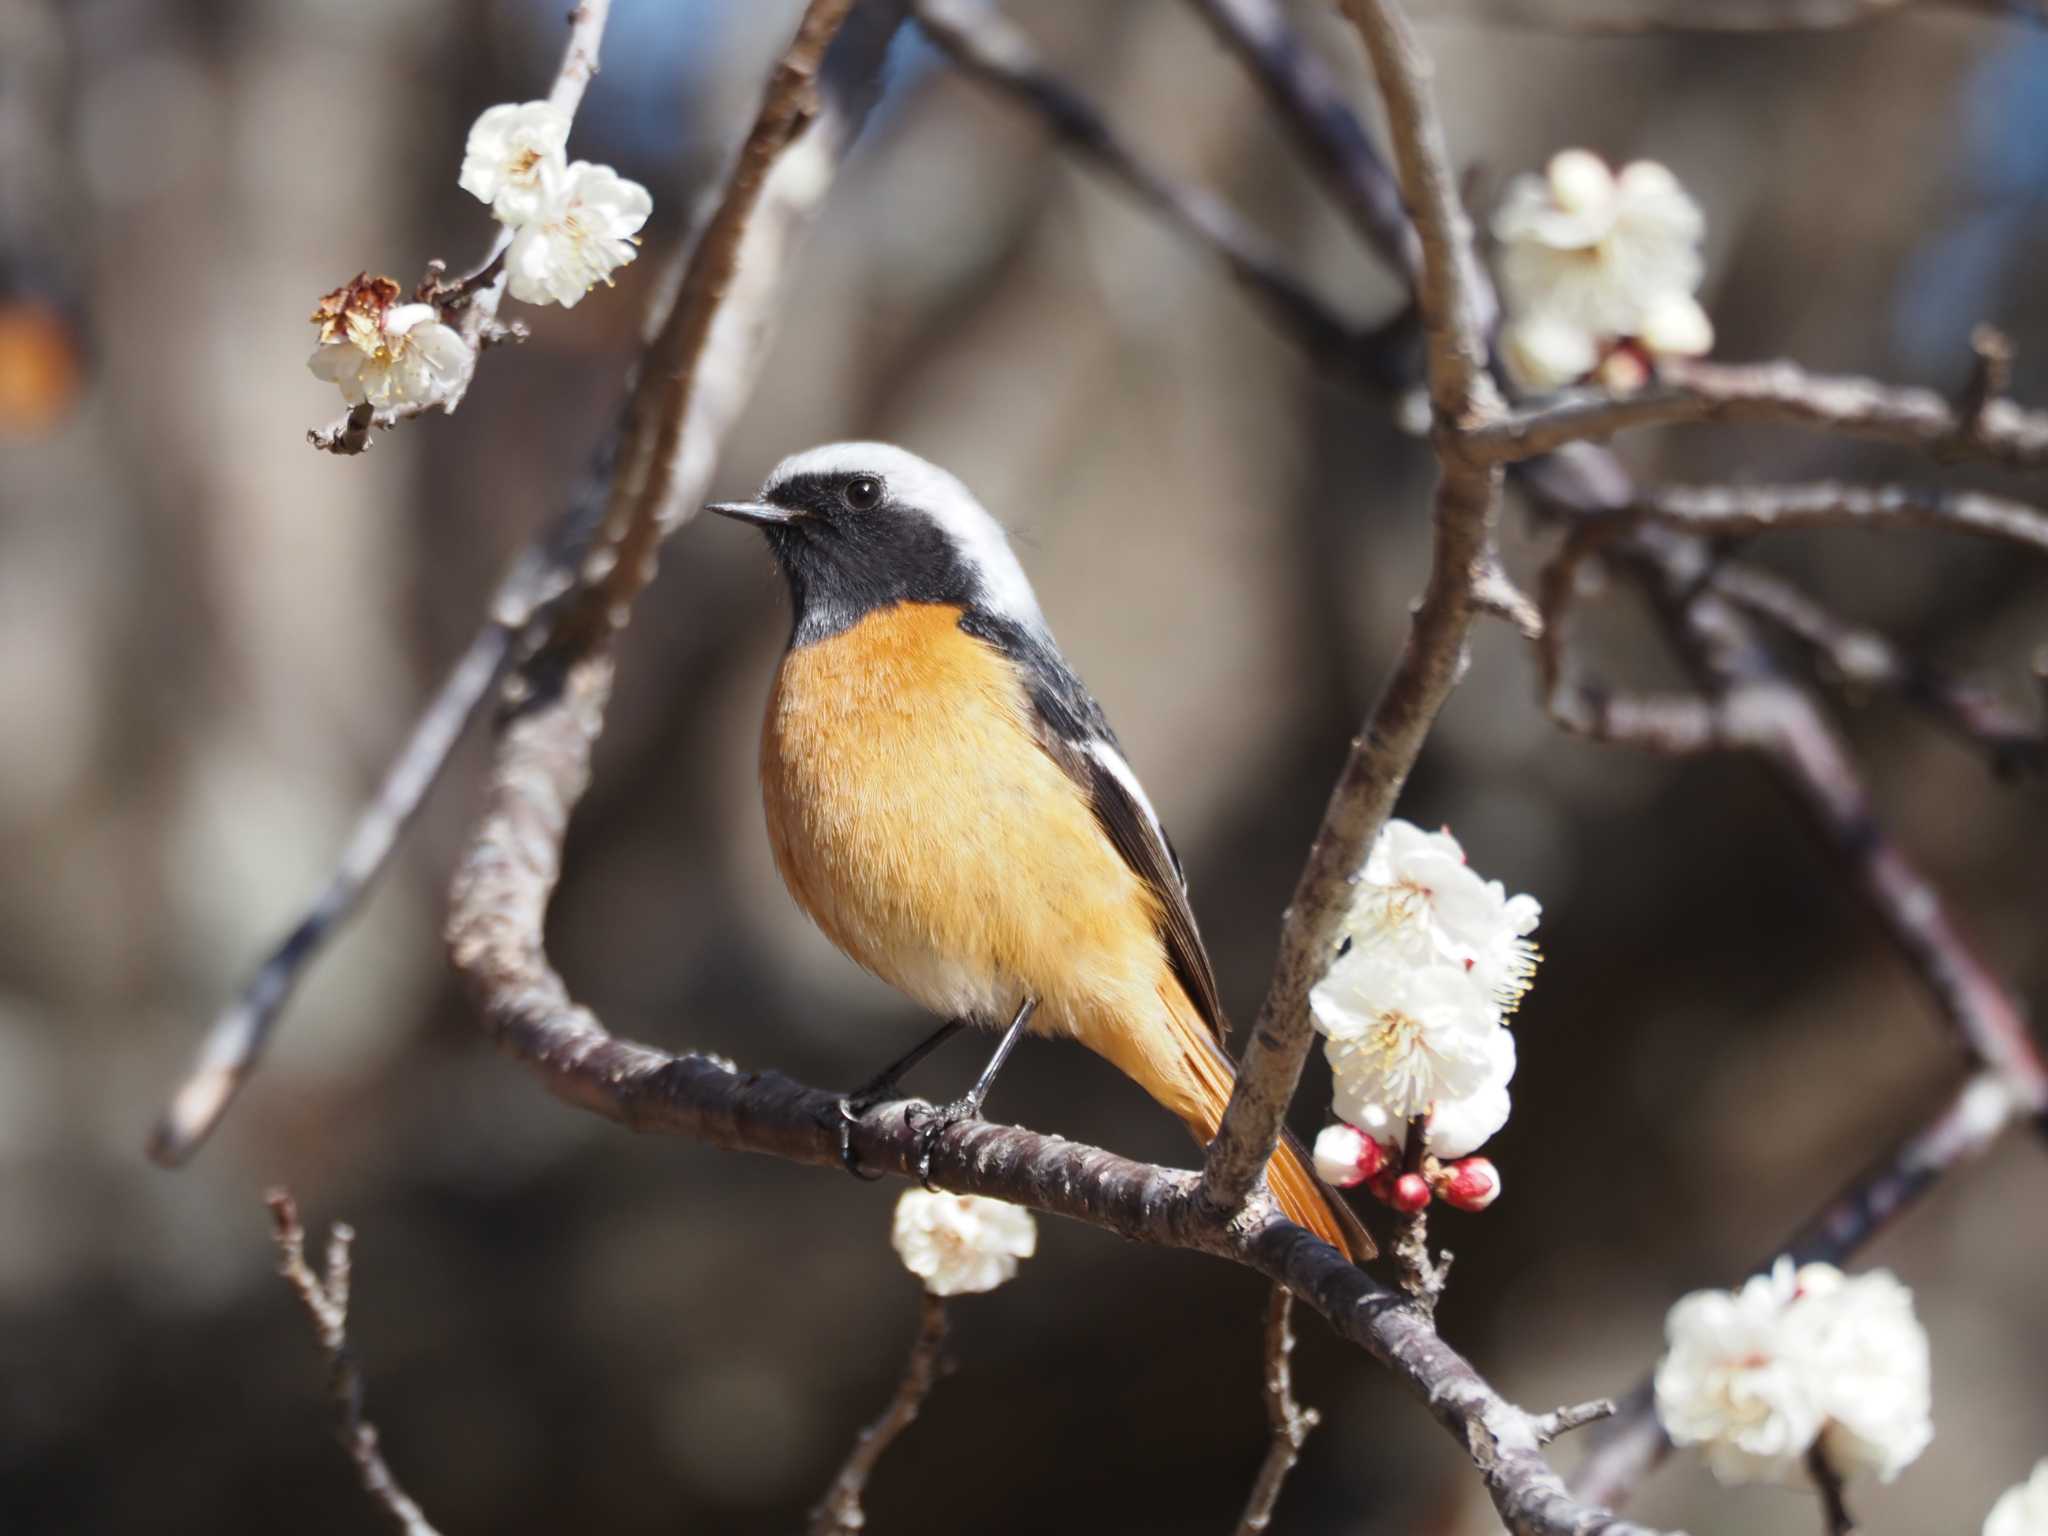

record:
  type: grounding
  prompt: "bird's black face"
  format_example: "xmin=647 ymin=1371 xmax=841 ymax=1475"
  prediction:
xmin=710 ymin=468 xmax=978 ymax=647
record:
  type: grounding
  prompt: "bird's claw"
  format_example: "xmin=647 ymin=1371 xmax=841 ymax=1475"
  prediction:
xmin=902 ymin=1095 xmax=984 ymax=1189
xmin=820 ymin=1095 xmax=885 ymax=1181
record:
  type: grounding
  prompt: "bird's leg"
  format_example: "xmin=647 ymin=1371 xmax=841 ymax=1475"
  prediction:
xmin=906 ymin=997 xmax=1038 ymax=1187
xmin=829 ymin=1017 xmax=970 ymax=1180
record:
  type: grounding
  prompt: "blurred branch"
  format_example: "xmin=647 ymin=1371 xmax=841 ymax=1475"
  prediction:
xmin=1204 ymin=0 xmax=1506 ymax=1222
xmin=307 ymin=0 xmax=612 ymax=454
xmin=267 ymin=1191 xmax=441 ymax=1536
xmin=1634 ymin=481 xmax=2048 ymax=557
xmin=913 ymin=0 xmax=1409 ymax=390
xmin=1533 ymin=515 xmax=1726 ymax=752
xmin=1568 ymin=1069 xmax=2027 ymax=1507
xmin=1234 ymin=1287 xmax=1319 ymax=1536
xmin=1470 ymin=357 xmax=2048 ymax=471
xmin=1181 ymin=0 xmax=1422 ymax=286
xmin=1710 ymin=562 xmax=2047 ymax=779
xmin=1808 ymin=1445 xmax=1856 ymax=1536
xmin=1530 ymin=508 xmax=2048 ymax=1106
xmin=150 ymin=624 xmax=513 ymax=1164
xmin=809 ymin=1292 xmax=949 ymax=1536
xmin=1428 ymin=0 xmax=2042 ymax=31
xmin=1649 ymin=538 xmax=2048 ymax=1108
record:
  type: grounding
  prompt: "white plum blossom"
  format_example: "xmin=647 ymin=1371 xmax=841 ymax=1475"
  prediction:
xmin=1318 ymin=953 xmax=1517 ymax=1160
xmin=890 ymin=1189 xmax=1036 ymax=1297
xmin=1656 ymin=1259 xmax=1824 ymax=1486
xmin=457 ymin=98 xmax=653 ymax=308
xmin=1794 ymin=1265 xmax=1934 ymax=1483
xmin=505 ymin=161 xmax=652 ymax=308
xmin=1351 ymin=819 xmax=1542 ymax=1014
xmin=459 ymin=100 xmax=571 ymax=224
xmin=1493 ymin=149 xmax=1713 ymax=391
xmin=1656 ymin=1258 xmax=1934 ymax=1489
xmin=306 ymin=274 xmax=472 ymax=411
xmin=1307 ymin=819 xmax=1537 ymax=1168
xmin=1986 ymin=1461 xmax=2048 ymax=1536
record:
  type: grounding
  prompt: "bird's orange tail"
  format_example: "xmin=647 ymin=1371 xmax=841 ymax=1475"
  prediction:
xmin=1168 ymin=1005 xmax=1377 ymax=1263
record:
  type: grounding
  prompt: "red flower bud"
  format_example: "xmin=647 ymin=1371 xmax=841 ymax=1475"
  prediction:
xmin=1439 ymin=1157 xmax=1501 ymax=1212
xmin=1390 ymin=1173 xmax=1432 ymax=1213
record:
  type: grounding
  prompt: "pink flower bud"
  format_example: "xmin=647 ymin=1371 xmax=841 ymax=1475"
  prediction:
xmin=1390 ymin=1173 xmax=1432 ymax=1213
xmin=1438 ymin=1157 xmax=1501 ymax=1212
xmin=1312 ymin=1123 xmax=1387 ymax=1188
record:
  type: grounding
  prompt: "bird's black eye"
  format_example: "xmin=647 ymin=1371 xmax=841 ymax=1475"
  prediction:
xmin=842 ymin=475 xmax=883 ymax=512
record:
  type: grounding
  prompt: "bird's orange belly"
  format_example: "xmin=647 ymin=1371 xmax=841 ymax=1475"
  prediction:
xmin=758 ymin=601 xmax=1167 ymax=1037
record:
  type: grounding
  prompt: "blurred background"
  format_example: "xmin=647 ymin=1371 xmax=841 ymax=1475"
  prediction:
xmin=2 ymin=0 xmax=2045 ymax=1532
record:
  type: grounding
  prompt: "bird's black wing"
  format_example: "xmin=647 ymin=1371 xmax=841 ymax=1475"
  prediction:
xmin=958 ymin=611 xmax=1230 ymax=1047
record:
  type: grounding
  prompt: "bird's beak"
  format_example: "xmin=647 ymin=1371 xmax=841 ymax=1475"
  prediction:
xmin=706 ymin=500 xmax=803 ymax=526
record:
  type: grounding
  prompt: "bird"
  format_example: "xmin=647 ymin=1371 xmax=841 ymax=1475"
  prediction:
xmin=708 ymin=442 xmax=1374 ymax=1262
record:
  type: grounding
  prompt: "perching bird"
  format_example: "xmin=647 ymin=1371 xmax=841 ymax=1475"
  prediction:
xmin=710 ymin=443 xmax=1373 ymax=1262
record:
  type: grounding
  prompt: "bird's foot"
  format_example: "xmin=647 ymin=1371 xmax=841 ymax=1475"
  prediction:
xmin=820 ymin=1091 xmax=892 ymax=1182
xmin=822 ymin=1063 xmax=929 ymax=1181
xmin=902 ymin=1094 xmax=987 ymax=1189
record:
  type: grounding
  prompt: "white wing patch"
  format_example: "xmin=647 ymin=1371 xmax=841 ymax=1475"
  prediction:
xmin=1086 ymin=738 xmax=1185 ymax=890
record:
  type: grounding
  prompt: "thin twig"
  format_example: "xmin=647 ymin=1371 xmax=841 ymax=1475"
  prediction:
xmin=913 ymin=0 xmax=1408 ymax=390
xmin=1633 ymin=480 xmax=2048 ymax=558
xmin=1710 ymin=561 xmax=2047 ymax=779
xmin=1567 ymin=1071 xmax=2024 ymax=1507
xmin=1234 ymin=1287 xmax=1320 ymax=1536
xmin=1331 ymin=0 xmax=1494 ymax=417
xmin=308 ymin=0 xmax=614 ymax=453
xmin=308 ymin=401 xmax=376 ymax=454
xmin=1468 ymin=357 xmax=2048 ymax=471
xmin=150 ymin=624 xmax=513 ymax=1164
xmin=1808 ymin=1444 xmax=1856 ymax=1536
xmin=809 ymin=1291 xmax=950 ymax=1535
xmin=1531 ymin=1400 xmax=1616 ymax=1445
xmin=1180 ymin=0 xmax=1422 ymax=285
xmin=1655 ymin=547 xmax=2048 ymax=1108
xmin=1203 ymin=0 xmax=1506 ymax=1222
xmin=267 ymin=1191 xmax=441 ymax=1536
xmin=1955 ymin=324 xmax=2016 ymax=441
xmin=1390 ymin=1114 xmax=1450 ymax=1307
xmin=1426 ymin=0 xmax=2038 ymax=32
xmin=1530 ymin=512 xmax=1727 ymax=753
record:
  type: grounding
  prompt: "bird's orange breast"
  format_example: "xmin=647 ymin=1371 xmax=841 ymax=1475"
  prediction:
xmin=759 ymin=601 xmax=1171 ymax=1038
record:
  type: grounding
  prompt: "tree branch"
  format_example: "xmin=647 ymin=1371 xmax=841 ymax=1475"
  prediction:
xmin=1469 ymin=357 xmax=2048 ymax=471
xmin=1234 ymin=1286 xmax=1320 ymax=1536
xmin=149 ymin=624 xmax=513 ymax=1164
xmin=1650 ymin=542 xmax=2048 ymax=1107
xmin=809 ymin=1291 xmax=950 ymax=1536
xmin=913 ymin=0 xmax=1408 ymax=391
xmin=267 ymin=1191 xmax=441 ymax=1536
xmin=1808 ymin=1444 xmax=1856 ymax=1535
xmin=1428 ymin=0 xmax=2040 ymax=32
xmin=1203 ymin=0 xmax=1506 ymax=1222
xmin=1634 ymin=480 xmax=2048 ymax=558
xmin=1180 ymin=0 xmax=1422 ymax=287
xmin=1709 ymin=561 xmax=2047 ymax=779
